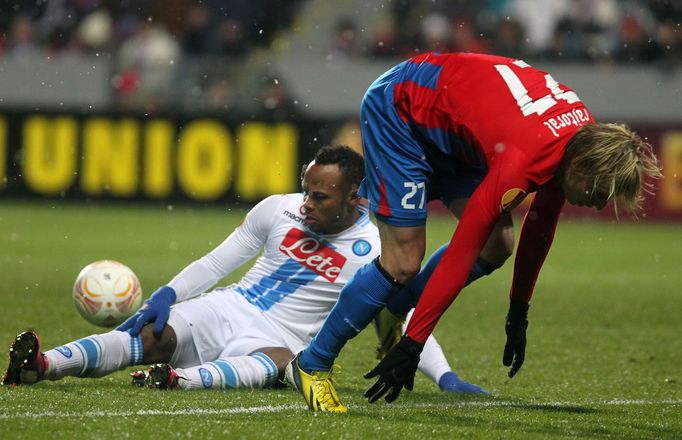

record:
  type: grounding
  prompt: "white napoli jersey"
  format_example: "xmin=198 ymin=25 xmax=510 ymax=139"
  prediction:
xmin=168 ymin=193 xmax=380 ymax=346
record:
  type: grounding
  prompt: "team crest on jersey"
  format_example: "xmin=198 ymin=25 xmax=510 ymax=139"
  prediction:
xmin=352 ymin=240 xmax=371 ymax=256
xmin=55 ymin=346 xmax=72 ymax=358
xmin=199 ymin=368 xmax=213 ymax=388
xmin=500 ymin=188 xmax=526 ymax=212
xmin=279 ymin=228 xmax=347 ymax=282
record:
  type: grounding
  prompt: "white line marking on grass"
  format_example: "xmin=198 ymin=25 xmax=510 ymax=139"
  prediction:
xmin=0 ymin=404 xmax=304 ymax=419
xmin=0 ymin=399 xmax=679 ymax=420
xmin=406 ymin=399 xmax=682 ymax=409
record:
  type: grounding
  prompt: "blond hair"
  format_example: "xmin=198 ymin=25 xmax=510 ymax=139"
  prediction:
xmin=564 ymin=123 xmax=662 ymax=211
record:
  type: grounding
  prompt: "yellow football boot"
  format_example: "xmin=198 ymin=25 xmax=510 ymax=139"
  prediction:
xmin=286 ymin=353 xmax=348 ymax=413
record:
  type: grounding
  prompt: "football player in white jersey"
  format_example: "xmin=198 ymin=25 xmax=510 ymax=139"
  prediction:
xmin=3 ymin=145 xmax=484 ymax=395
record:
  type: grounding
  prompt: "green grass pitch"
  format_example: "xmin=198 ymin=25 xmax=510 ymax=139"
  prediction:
xmin=0 ymin=200 xmax=680 ymax=439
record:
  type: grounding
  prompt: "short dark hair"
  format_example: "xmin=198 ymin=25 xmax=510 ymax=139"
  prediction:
xmin=310 ymin=145 xmax=364 ymax=189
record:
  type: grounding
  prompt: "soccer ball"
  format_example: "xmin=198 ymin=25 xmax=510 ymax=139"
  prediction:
xmin=72 ymin=260 xmax=143 ymax=327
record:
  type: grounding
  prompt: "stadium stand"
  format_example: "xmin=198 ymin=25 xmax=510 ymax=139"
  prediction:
xmin=0 ymin=0 xmax=679 ymax=118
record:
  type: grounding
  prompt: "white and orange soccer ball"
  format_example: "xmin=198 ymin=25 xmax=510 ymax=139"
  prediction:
xmin=72 ymin=260 xmax=143 ymax=327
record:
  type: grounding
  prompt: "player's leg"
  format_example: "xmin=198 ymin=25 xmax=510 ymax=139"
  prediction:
xmin=385 ymin=237 xmax=507 ymax=318
xmin=170 ymin=347 xmax=292 ymax=390
xmin=374 ymin=303 xmax=487 ymax=395
xmin=298 ymin=222 xmax=425 ymax=372
xmin=5 ymin=290 xmax=243 ymax=387
xmin=132 ymin=289 xmax=241 ymax=388
xmin=382 ymin=195 xmax=513 ymax=319
xmin=4 ymin=307 xmax=185 ymax=385
xmin=288 ymin=223 xmax=424 ymax=412
xmin=130 ymin=303 xmax=220 ymax=389
xmin=376 ymin=233 xmax=505 ymax=360
xmin=290 ymin=63 xmax=431 ymax=411
xmin=448 ymin=197 xmax=515 ymax=269
xmin=370 ymin=196 xmax=509 ymax=393
xmin=42 ymin=323 xmax=177 ymax=381
xmin=139 ymin=324 xmax=177 ymax=364
xmin=136 ymin=291 xmax=297 ymax=391
xmin=297 ymin=71 xmax=429 ymax=374
xmin=379 ymin=243 xmax=447 ymax=321
xmin=141 ymin=314 xmax=296 ymax=390
xmin=419 ymin=333 xmax=487 ymax=394
xmin=2 ymin=327 xmax=146 ymax=385
xmin=258 ymin=347 xmax=294 ymax=381
xmin=410 ymin=319 xmax=487 ymax=394
xmin=412 ymin=199 xmax=510 ymax=393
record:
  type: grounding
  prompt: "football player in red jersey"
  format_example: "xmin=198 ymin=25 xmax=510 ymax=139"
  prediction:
xmin=288 ymin=52 xmax=662 ymax=411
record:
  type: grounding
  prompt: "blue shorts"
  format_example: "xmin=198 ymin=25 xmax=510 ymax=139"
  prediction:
xmin=358 ymin=64 xmax=484 ymax=227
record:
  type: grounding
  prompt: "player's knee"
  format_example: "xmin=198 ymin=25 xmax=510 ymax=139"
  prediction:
xmin=140 ymin=324 xmax=177 ymax=364
xmin=482 ymin=226 xmax=515 ymax=265
xmin=497 ymin=227 xmax=515 ymax=261
xmin=397 ymin=262 xmax=421 ymax=284
xmin=381 ymin=256 xmax=422 ymax=285
xmin=255 ymin=347 xmax=294 ymax=379
xmin=376 ymin=222 xmax=426 ymax=284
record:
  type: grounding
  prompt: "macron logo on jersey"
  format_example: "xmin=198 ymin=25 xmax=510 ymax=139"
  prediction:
xmin=279 ymin=228 xmax=347 ymax=282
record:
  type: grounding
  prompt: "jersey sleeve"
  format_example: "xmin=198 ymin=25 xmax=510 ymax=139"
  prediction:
xmin=167 ymin=195 xmax=280 ymax=302
xmin=405 ymin=158 xmax=530 ymax=343
xmin=509 ymin=178 xmax=565 ymax=302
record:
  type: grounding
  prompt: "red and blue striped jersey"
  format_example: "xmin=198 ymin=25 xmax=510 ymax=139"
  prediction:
xmin=397 ymin=53 xmax=594 ymax=342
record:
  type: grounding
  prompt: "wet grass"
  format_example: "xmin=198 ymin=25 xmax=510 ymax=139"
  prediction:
xmin=0 ymin=201 xmax=680 ymax=439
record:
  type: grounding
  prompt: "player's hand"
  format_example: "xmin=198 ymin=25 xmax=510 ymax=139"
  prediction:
xmin=116 ymin=286 xmax=176 ymax=337
xmin=502 ymin=299 xmax=529 ymax=378
xmin=364 ymin=335 xmax=424 ymax=403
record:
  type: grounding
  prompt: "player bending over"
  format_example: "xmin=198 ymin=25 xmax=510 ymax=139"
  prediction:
xmin=288 ymin=52 xmax=662 ymax=412
xmin=2 ymin=145 xmax=483 ymax=396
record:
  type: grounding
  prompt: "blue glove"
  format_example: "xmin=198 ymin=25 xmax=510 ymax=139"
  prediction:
xmin=116 ymin=286 xmax=176 ymax=337
xmin=438 ymin=371 xmax=488 ymax=394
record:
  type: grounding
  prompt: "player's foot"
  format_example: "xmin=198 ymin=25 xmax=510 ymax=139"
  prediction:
xmin=438 ymin=371 xmax=488 ymax=394
xmin=373 ymin=307 xmax=405 ymax=360
xmin=2 ymin=331 xmax=48 ymax=386
xmin=130 ymin=363 xmax=181 ymax=390
xmin=285 ymin=352 xmax=347 ymax=413
xmin=130 ymin=369 xmax=148 ymax=387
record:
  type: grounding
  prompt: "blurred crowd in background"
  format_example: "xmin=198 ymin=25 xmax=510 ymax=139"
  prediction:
xmin=0 ymin=0 xmax=297 ymax=57
xmin=0 ymin=0 xmax=303 ymax=115
xmin=0 ymin=0 xmax=679 ymax=114
xmin=335 ymin=0 xmax=681 ymax=65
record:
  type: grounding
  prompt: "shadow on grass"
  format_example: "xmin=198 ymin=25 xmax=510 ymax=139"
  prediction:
xmin=358 ymin=388 xmax=598 ymax=413
xmin=409 ymin=393 xmax=599 ymax=414
xmin=348 ymin=394 xmax=680 ymax=439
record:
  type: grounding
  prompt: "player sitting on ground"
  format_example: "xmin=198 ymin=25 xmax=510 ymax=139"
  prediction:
xmin=2 ymin=145 xmax=484 ymax=395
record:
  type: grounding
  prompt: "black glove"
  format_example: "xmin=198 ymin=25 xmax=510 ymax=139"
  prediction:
xmin=503 ymin=299 xmax=529 ymax=378
xmin=364 ymin=335 xmax=424 ymax=403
